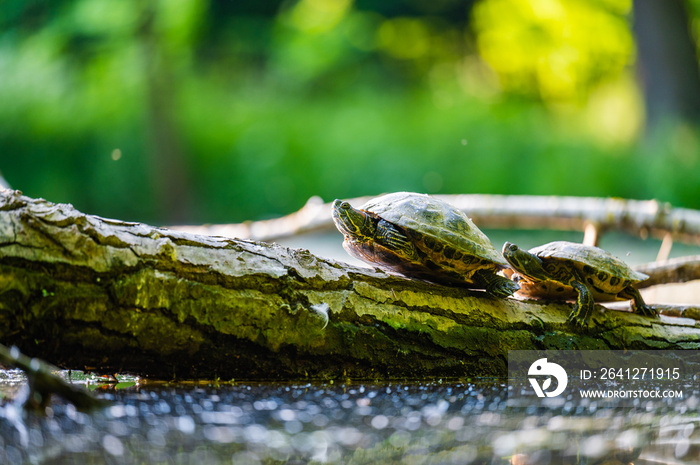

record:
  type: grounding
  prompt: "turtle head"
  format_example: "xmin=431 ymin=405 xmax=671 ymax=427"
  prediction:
xmin=502 ymin=242 xmax=549 ymax=281
xmin=332 ymin=200 xmax=376 ymax=242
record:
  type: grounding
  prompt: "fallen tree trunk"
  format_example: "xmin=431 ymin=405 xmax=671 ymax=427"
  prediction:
xmin=1 ymin=189 xmax=699 ymax=380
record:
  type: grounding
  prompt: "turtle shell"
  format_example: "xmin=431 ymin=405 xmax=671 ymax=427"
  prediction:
xmin=530 ymin=241 xmax=648 ymax=295
xmin=361 ymin=192 xmax=507 ymax=269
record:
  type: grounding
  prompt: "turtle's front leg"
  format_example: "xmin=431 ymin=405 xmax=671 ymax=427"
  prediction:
xmin=472 ymin=269 xmax=520 ymax=298
xmin=618 ymin=286 xmax=658 ymax=317
xmin=374 ymin=220 xmax=419 ymax=261
xmin=568 ymin=281 xmax=595 ymax=327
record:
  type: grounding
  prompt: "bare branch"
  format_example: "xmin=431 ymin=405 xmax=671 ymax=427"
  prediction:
xmin=173 ymin=194 xmax=700 ymax=246
xmin=634 ymin=255 xmax=700 ymax=288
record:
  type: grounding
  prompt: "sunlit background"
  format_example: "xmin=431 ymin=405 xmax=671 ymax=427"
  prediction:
xmin=2 ymin=0 xmax=700 ymax=225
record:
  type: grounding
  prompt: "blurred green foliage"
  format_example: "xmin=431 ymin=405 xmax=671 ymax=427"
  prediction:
xmin=1 ymin=0 xmax=699 ymax=224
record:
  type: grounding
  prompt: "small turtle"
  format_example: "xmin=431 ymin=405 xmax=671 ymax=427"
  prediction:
xmin=502 ymin=241 xmax=657 ymax=326
xmin=331 ymin=192 xmax=519 ymax=298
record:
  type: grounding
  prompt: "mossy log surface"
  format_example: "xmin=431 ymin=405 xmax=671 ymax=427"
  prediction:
xmin=1 ymin=189 xmax=699 ymax=380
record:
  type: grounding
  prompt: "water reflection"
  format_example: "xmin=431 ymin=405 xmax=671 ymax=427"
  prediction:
xmin=0 ymin=376 xmax=698 ymax=464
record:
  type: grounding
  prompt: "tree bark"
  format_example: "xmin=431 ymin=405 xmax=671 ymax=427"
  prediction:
xmin=1 ymin=189 xmax=699 ymax=380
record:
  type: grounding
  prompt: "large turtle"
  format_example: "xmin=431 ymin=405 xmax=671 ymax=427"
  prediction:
xmin=502 ymin=241 xmax=657 ymax=326
xmin=331 ymin=192 xmax=519 ymax=298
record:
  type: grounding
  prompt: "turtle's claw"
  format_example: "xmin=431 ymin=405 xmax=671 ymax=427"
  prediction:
xmin=638 ymin=304 xmax=658 ymax=318
xmin=487 ymin=277 xmax=520 ymax=298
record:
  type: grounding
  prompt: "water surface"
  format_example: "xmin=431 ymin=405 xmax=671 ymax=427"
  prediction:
xmin=1 ymin=372 xmax=698 ymax=464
